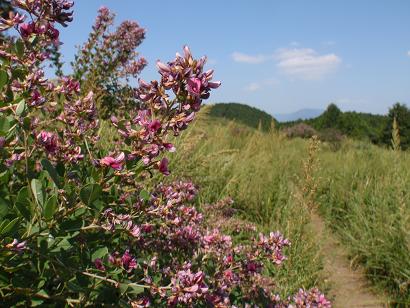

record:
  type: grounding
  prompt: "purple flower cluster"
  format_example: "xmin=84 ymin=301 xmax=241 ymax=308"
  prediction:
xmin=258 ymin=231 xmax=291 ymax=265
xmin=101 ymin=208 xmax=142 ymax=239
xmin=109 ymin=250 xmax=138 ymax=272
xmin=11 ymin=0 xmax=73 ymax=44
xmin=91 ymin=180 xmax=329 ymax=306
xmin=108 ymin=47 xmax=220 ymax=175
xmin=293 ymin=288 xmax=332 ymax=308
xmin=137 ymin=46 xmax=220 ymax=134
xmin=100 ymin=152 xmax=125 ymax=170
xmin=37 ymin=131 xmax=58 ymax=154
xmin=169 ymin=268 xmax=208 ymax=305
xmin=75 ymin=7 xmax=146 ymax=82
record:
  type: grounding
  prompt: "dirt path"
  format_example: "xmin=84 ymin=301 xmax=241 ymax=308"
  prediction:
xmin=310 ymin=212 xmax=387 ymax=308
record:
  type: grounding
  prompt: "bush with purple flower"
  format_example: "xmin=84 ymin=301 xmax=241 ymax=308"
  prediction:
xmin=0 ymin=1 xmax=329 ymax=306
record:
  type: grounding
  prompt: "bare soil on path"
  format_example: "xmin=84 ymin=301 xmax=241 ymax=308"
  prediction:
xmin=310 ymin=212 xmax=388 ymax=308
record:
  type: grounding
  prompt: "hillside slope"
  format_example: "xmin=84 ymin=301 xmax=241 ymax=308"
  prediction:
xmin=208 ymin=102 xmax=277 ymax=131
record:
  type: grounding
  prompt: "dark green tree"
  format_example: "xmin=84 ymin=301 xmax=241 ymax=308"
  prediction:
xmin=317 ymin=103 xmax=342 ymax=129
xmin=381 ymin=103 xmax=410 ymax=150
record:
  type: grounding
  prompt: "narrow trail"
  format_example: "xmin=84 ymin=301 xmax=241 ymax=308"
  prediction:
xmin=310 ymin=212 xmax=387 ymax=308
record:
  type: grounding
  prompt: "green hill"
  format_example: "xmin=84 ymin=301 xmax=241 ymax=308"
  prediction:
xmin=208 ymin=102 xmax=277 ymax=131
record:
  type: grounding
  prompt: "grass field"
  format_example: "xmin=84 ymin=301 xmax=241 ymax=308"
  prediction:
xmin=98 ymin=105 xmax=410 ymax=305
xmin=165 ymin=106 xmax=410 ymax=306
xmin=317 ymin=140 xmax=410 ymax=305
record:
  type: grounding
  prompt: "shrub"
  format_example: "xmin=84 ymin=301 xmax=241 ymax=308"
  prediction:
xmin=0 ymin=1 xmax=328 ymax=306
xmin=71 ymin=7 xmax=147 ymax=119
xmin=319 ymin=128 xmax=344 ymax=151
xmin=284 ymin=123 xmax=317 ymax=139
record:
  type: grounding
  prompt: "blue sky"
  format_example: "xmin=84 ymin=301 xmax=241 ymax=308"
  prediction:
xmin=57 ymin=0 xmax=410 ymax=115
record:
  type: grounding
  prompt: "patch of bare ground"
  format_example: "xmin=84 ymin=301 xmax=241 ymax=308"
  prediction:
xmin=310 ymin=212 xmax=388 ymax=308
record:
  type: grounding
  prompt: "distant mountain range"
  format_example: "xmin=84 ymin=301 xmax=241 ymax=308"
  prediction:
xmin=274 ymin=108 xmax=324 ymax=122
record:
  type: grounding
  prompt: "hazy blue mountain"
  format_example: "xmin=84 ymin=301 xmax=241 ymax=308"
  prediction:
xmin=275 ymin=108 xmax=324 ymax=122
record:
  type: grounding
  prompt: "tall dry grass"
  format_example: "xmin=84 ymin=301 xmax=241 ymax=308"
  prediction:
xmin=99 ymin=108 xmax=409 ymax=304
xmin=169 ymin=109 xmax=327 ymax=297
xmin=317 ymin=140 xmax=410 ymax=305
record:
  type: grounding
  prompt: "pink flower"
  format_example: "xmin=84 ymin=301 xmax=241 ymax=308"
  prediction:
xmin=94 ymin=258 xmax=106 ymax=271
xmin=30 ymin=89 xmax=46 ymax=106
xmin=187 ymin=78 xmax=202 ymax=96
xmin=164 ymin=142 xmax=176 ymax=152
xmin=20 ymin=22 xmax=35 ymax=37
xmin=148 ymin=119 xmax=161 ymax=132
xmin=208 ymin=81 xmax=221 ymax=89
xmin=130 ymin=226 xmax=141 ymax=238
xmin=158 ymin=157 xmax=170 ymax=175
xmin=157 ymin=61 xmax=171 ymax=73
xmin=6 ymin=239 xmax=26 ymax=252
xmin=37 ymin=131 xmax=58 ymax=153
xmin=100 ymin=152 xmax=125 ymax=170
xmin=121 ymin=250 xmax=137 ymax=272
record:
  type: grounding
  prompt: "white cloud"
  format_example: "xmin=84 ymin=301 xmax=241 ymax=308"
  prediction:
xmin=244 ymin=78 xmax=279 ymax=92
xmin=407 ymin=50 xmax=410 ymax=57
xmin=244 ymin=82 xmax=262 ymax=91
xmin=274 ymin=48 xmax=341 ymax=80
xmin=231 ymin=52 xmax=269 ymax=64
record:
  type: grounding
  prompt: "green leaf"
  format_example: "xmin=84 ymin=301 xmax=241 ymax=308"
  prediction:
xmin=0 ymin=116 xmax=11 ymax=136
xmin=15 ymin=40 xmax=25 ymax=58
xmin=67 ymin=281 xmax=83 ymax=292
xmin=80 ymin=183 xmax=102 ymax=206
xmin=119 ymin=283 xmax=129 ymax=295
xmin=31 ymin=290 xmax=48 ymax=306
xmin=0 ymin=170 xmax=10 ymax=185
xmin=0 ymin=218 xmax=19 ymax=236
xmin=12 ymin=68 xmax=26 ymax=81
xmin=43 ymin=195 xmax=58 ymax=221
xmin=15 ymin=187 xmax=32 ymax=221
xmin=60 ymin=217 xmax=83 ymax=231
xmin=41 ymin=159 xmax=62 ymax=188
xmin=31 ymin=299 xmax=44 ymax=307
xmin=0 ymin=70 xmax=8 ymax=89
xmin=50 ymin=238 xmax=72 ymax=252
xmin=23 ymin=117 xmax=31 ymax=130
xmin=31 ymin=179 xmax=44 ymax=207
xmin=0 ymin=197 xmax=8 ymax=218
xmin=139 ymin=190 xmax=150 ymax=201
xmin=76 ymin=272 xmax=90 ymax=288
xmin=91 ymin=247 xmax=108 ymax=261
xmin=15 ymin=99 xmax=26 ymax=116
xmin=128 ymin=284 xmax=145 ymax=295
